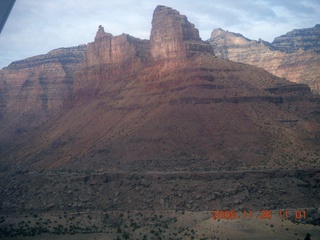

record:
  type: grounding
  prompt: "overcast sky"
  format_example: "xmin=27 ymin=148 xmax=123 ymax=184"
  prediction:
xmin=0 ymin=0 xmax=319 ymax=69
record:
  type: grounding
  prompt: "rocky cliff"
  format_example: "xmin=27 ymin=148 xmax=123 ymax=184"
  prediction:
xmin=0 ymin=6 xmax=320 ymax=236
xmin=75 ymin=6 xmax=213 ymax=98
xmin=150 ymin=5 xmax=213 ymax=60
xmin=74 ymin=26 xmax=150 ymax=95
xmin=0 ymin=45 xmax=86 ymax=145
xmin=85 ymin=25 xmax=150 ymax=67
xmin=0 ymin=6 xmax=317 ymax=173
xmin=272 ymin=24 xmax=320 ymax=53
xmin=0 ymin=45 xmax=86 ymax=114
xmin=209 ymin=25 xmax=320 ymax=93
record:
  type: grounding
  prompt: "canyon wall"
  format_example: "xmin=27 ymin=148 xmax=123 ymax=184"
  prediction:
xmin=0 ymin=6 xmax=319 ymax=173
xmin=209 ymin=25 xmax=320 ymax=93
xmin=0 ymin=45 xmax=86 ymax=115
xmin=74 ymin=5 xmax=213 ymax=95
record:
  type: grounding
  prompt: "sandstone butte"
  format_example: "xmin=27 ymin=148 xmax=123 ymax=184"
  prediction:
xmin=209 ymin=25 xmax=320 ymax=93
xmin=0 ymin=5 xmax=319 ymax=173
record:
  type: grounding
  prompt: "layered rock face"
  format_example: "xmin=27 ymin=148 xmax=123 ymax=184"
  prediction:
xmin=272 ymin=24 xmax=320 ymax=53
xmin=0 ymin=5 xmax=319 ymax=172
xmin=84 ymin=6 xmax=213 ymax=66
xmin=0 ymin=6 xmax=320 ymax=227
xmin=85 ymin=25 xmax=150 ymax=67
xmin=0 ymin=45 xmax=86 ymax=114
xmin=75 ymin=6 xmax=213 ymax=95
xmin=0 ymin=45 xmax=86 ymax=145
xmin=1 ymin=6 xmax=318 ymax=173
xmin=150 ymin=5 xmax=213 ymax=60
xmin=75 ymin=26 xmax=150 ymax=93
xmin=209 ymin=25 xmax=320 ymax=93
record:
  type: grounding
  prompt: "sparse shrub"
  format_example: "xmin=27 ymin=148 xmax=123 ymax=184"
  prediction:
xmin=304 ymin=233 xmax=311 ymax=240
xmin=122 ymin=231 xmax=130 ymax=239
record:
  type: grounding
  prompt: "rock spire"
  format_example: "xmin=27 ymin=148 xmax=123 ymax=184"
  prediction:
xmin=150 ymin=5 xmax=213 ymax=60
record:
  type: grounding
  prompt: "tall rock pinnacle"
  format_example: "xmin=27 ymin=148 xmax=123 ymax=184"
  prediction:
xmin=75 ymin=5 xmax=215 ymax=94
xmin=150 ymin=5 xmax=213 ymax=60
xmin=94 ymin=25 xmax=110 ymax=41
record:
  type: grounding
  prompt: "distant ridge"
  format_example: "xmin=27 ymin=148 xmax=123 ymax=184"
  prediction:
xmin=209 ymin=24 xmax=320 ymax=92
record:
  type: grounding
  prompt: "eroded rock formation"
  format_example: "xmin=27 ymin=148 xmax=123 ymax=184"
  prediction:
xmin=0 ymin=7 xmax=320 ymax=232
xmin=1 ymin=6 xmax=320 ymax=171
xmin=0 ymin=45 xmax=86 ymax=114
xmin=0 ymin=5 xmax=319 ymax=173
xmin=209 ymin=25 xmax=320 ymax=93
xmin=0 ymin=45 xmax=87 ymax=144
xmin=272 ymin=24 xmax=320 ymax=53
xmin=150 ymin=5 xmax=213 ymax=60
xmin=74 ymin=26 xmax=151 ymax=94
xmin=75 ymin=6 xmax=213 ymax=96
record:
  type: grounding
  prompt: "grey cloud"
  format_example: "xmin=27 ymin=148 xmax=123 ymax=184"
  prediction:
xmin=262 ymin=0 xmax=319 ymax=14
